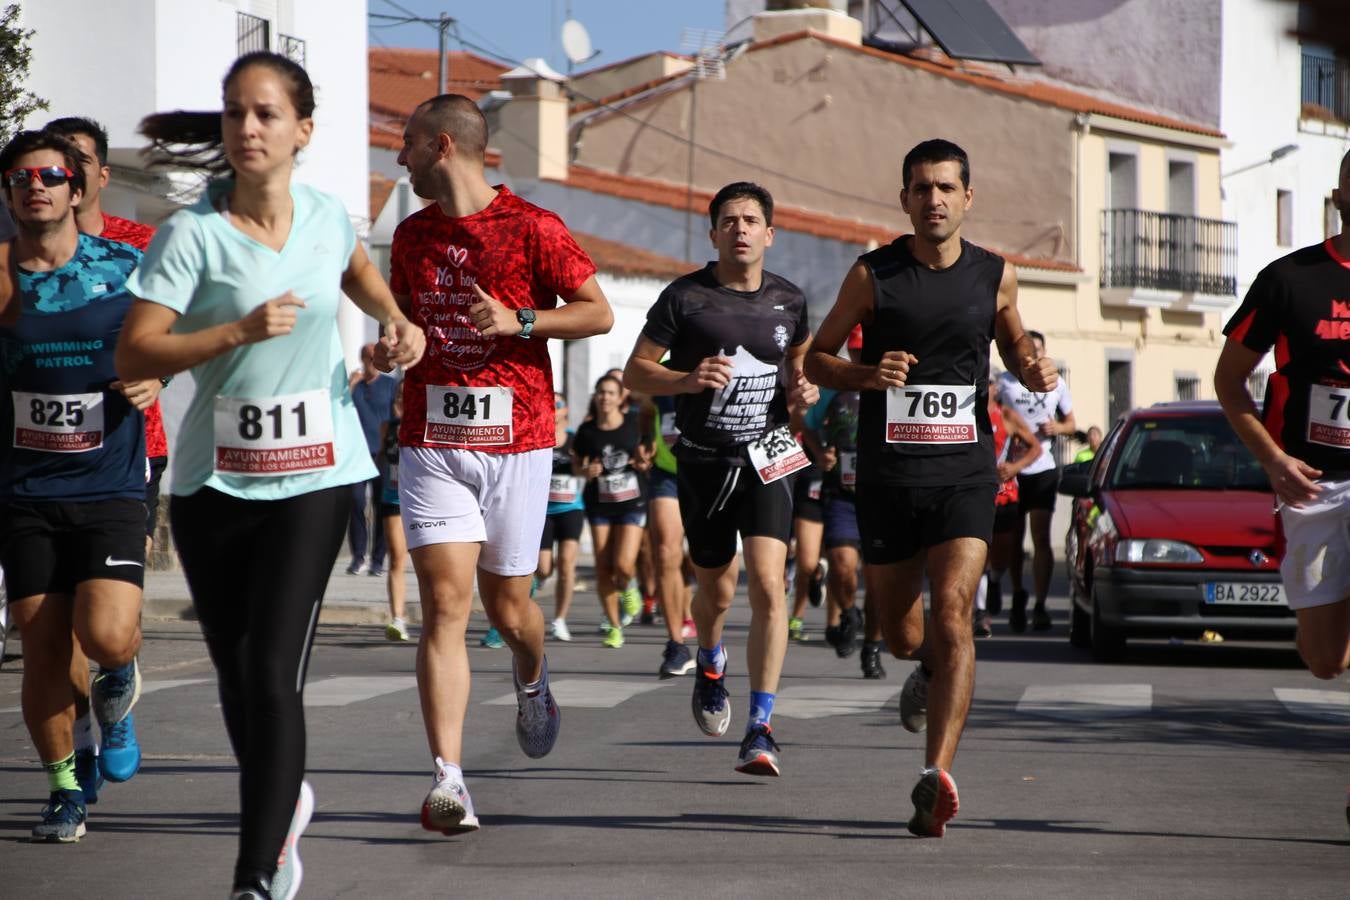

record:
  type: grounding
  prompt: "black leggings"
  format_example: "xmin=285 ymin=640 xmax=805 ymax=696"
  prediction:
xmin=171 ymin=486 xmax=350 ymax=882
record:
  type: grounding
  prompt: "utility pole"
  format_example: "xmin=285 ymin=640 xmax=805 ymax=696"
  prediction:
xmin=437 ymin=13 xmax=450 ymax=93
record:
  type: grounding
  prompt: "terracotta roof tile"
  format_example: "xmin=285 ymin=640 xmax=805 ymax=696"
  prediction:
xmin=369 ymin=48 xmax=507 ymax=120
xmin=369 ymin=172 xmax=395 ymax=223
xmin=550 ymin=165 xmax=1077 ymax=272
xmin=747 ymin=31 xmax=1223 ymax=139
xmin=573 ymin=231 xmax=693 ymax=281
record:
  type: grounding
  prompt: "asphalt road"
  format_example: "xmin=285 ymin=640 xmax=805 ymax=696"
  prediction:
xmin=0 ymin=573 xmax=1346 ymax=899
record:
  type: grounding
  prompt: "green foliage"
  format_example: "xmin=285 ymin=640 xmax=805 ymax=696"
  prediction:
xmin=0 ymin=3 xmax=49 ymax=146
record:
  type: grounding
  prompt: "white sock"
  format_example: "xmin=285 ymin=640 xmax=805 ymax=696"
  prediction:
xmin=73 ymin=713 xmax=95 ymax=752
xmin=975 ymin=573 xmax=988 ymax=612
xmin=435 ymin=757 xmax=463 ymax=784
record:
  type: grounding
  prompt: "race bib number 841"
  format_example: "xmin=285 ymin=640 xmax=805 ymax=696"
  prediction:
xmin=424 ymin=386 xmax=513 ymax=446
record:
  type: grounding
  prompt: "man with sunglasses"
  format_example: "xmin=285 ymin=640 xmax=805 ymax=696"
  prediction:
xmin=0 ymin=130 xmax=157 ymax=842
xmin=43 ymin=116 xmax=164 ymax=809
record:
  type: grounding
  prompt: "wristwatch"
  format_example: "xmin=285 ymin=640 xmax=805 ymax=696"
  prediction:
xmin=516 ymin=307 xmax=536 ymax=339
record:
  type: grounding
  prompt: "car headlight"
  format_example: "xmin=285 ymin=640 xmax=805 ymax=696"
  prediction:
xmin=1115 ymin=539 xmax=1204 ymax=565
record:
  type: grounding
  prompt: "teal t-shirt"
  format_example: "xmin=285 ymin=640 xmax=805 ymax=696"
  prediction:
xmin=125 ymin=180 xmax=376 ymax=500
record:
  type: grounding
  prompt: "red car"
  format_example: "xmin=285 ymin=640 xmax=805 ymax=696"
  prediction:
xmin=1058 ymin=401 xmax=1293 ymax=661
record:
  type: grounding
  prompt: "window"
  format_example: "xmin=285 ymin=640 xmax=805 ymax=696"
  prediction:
xmin=1277 ymin=189 xmax=1293 ymax=246
xmin=1168 ymin=161 xmax=1195 ymax=216
xmin=1174 ymin=374 xmax=1200 ymax=401
xmin=237 ymin=12 xmax=270 ymax=56
xmin=1109 ymin=152 xmax=1137 ymax=209
xmin=1327 ymin=196 xmax=1342 ymax=239
xmin=1108 ymin=358 xmax=1133 ymax=425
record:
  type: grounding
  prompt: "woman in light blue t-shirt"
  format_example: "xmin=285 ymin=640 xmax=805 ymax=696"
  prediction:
xmin=115 ymin=51 xmax=425 ymax=900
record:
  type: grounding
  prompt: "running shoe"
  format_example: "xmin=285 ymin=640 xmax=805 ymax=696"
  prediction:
xmin=620 ymin=588 xmax=642 ymax=626
xmin=788 ymin=617 xmax=806 ymax=642
xmin=271 ymin=780 xmax=314 ymax=900
xmin=734 ymin=723 xmax=781 ymax=776
xmin=369 ymin=565 xmax=386 ymax=578
xmin=691 ymin=666 xmax=731 ymax=737
xmin=229 ymin=883 xmax=270 ymax=900
xmin=987 ymin=577 xmax=1003 ymax=615
xmin=681 ymin=618 xmax=697 ymax=640
xmin=1031 ymin=607 xmax=1052 ymax=632
xmin=861 ymin=641 xmax=886 ymax=680
xmin=421 ymin=759 xmax=480 ymax=835
xmin=386 ymin=619 xmax=411 ymax=642
xmin=899 ymin=664 xmax=930 ymax=733
xmin=835 ymin=606 xmax=862 ymax=659
xmin=1009 ymin=590 xmax=1029 ymax=634
xmin=658 ymin=640 xmax=694 ymax=679
xmin=907 ymin=768 xmax=959 ymax=838
xmin=550 ymin=618 xmax=572 ymax=642
xmin=640 ymin=596 xmax=657 ymax=625
xmin=75 ymin=746 xmax=102 ymax=805
xmin=345 ymin=559 xmax=368 ymax=576
xmin=808 ymin=560 xmax=827 ymax=607
xmin=99 ymin=711 xmax=141 ymax=783
xmin=514 ymin=657 xmax=561 ymax=759
xmin=479 ymin=626 xmax=506 ymax=649
xmin=31 ymin=789 xmax=86 ymax=843
xmin=602 ymin=626 xmax=624 ymax=649
xmin=92 ymin=658 xmax=141 ymax=730
xmin=974 ymin=610 xmax=993 ymax=639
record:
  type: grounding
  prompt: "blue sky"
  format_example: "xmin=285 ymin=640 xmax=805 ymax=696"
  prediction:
xmin=367 ymin=0 xmax=726 ymax=75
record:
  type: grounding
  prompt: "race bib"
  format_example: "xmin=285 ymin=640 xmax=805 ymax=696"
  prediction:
xmin=12 ymin=391 xmax=104 ymax=453
xmin=839 ymin=451 xmax=857 ymax=489
xmin=598 ymin=470 xmax=640 ymax=504
xmin=549 ymin=473 xmax=582 ymax=504
xmin=807 ymin=477 xmax=823 ymax=501
xmin=1307 ymin=382 xmax=1350 ymax=449
xmin=424 ymin=386 xmax=512 ymax=446
xmin=747 ymin=426 xmax=810 ymax=484
xmin=885 ymin=385 xmax=978 ymax=444
xmin=660 ymin=412 xmax=680 ymax=447
xmin=214 ymin=389 xmax=335 ymax=476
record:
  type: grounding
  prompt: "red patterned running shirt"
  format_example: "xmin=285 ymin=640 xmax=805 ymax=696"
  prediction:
xmin=390 ymin=186 xmax=596 ymax=454
xmin=100 ymin=213 xmax=169 ymax=459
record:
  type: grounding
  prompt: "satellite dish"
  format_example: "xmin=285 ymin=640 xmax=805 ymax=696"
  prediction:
xmin=561 ymin=19 xmax=595 ymax=65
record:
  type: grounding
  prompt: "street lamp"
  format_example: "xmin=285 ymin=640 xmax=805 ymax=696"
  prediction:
xmin=1222 ymin=144 xmax=1300 ymax=180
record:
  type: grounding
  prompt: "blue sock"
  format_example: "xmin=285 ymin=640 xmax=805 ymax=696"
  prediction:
xmin=748 ymin=691 xmax=775 ymax=731
xmin=697 ymin=643 xmax=726 ymax=674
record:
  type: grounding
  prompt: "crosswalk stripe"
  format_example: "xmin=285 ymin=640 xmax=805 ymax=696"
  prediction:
xmin=0 ymin=678 xmax=212 ymax=715
xmin=1273 ymin=688 xmax=1350 ymax=724
xmin=483 ymin=678 xmax=669 ymax=709
xmin=304 ymin=676 xmax=417 ymax=707
xmin=1016 ymin=684 xmax=1152 ymax=720
xmin=772 ymin=684 xmax=899 ymax=720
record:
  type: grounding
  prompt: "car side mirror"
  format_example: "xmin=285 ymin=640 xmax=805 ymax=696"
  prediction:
xmin=1058 ymin=460 xmax=1092 ymax=497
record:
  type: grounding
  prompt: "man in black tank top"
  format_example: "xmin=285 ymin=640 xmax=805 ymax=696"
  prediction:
xmin=625 ymin=182 xmax=817 ymax=779
xmin=805 ymin=140 xmax=1059 ymax=838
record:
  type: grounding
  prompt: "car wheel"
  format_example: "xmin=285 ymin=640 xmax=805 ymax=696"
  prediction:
xmin=1068 ymin=581 xmax=1091 ymax=649
xmin=1090 ymin=586 xmax=1126 ymax=662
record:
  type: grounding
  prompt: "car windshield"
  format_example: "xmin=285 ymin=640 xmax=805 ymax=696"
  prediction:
xmin=1108 ymin=415 xmax=1271 ymax=491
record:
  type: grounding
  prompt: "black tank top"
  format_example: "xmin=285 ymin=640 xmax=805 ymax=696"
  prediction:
xmin=856 ymin=237 xmax=1001 ymax=487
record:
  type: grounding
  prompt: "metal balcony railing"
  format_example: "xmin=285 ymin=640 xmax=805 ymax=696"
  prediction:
xmin=238 ymin=12 xmax=270 ymax=56
xmin=1100 ymin=209 xmax=1238 ymax=297
xmin=279 ymin=34 xmax=306 ymax=68
xmin=1302 ymin=51 xmax=1350 ymax=122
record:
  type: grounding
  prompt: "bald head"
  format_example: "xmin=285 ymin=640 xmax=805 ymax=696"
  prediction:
xmin=416 ymin=94 xmax=488 ymax=162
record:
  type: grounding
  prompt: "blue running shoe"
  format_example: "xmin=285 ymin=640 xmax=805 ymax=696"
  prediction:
xmin=75 ymin=747 xmax=103 ymax=804
xmin=100 ymin=711 xmax=141 ymax=783
xmin=514 ymin=657 xmax=561 ymax=759
xmin=31 ymin=789 xmax=86 ymax=843
xmin=92 ymin=658 xmax=141 ymax=730
xmin=691 ymin=666 xmax=731 ymax=737
xmin=735 ymin=723 xmax=782 ymax=776
xmin=479 ymin=627 xmax=505 ymax=649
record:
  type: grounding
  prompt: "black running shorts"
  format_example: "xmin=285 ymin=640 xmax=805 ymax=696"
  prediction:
xmin=856 ymin=483 xmax=997 ymax=565
xmin=792 ymin=466 xmax=824 ymax=523
xmin=0 ymin=498 xmax=147 ymax=598
xmin=540 ymin=507 xmax=585 ymax=549
xmin=677 ymin=461 xmax=795 ymax=569
xmin=1016 ymin=469 xmax=1059 ymax=512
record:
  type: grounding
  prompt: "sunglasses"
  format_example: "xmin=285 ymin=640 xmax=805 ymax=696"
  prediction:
xmin=4 ymin=166 xmax=75 ymax=189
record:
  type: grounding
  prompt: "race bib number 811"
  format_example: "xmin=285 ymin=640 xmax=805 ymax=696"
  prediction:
xmin=885 ymin=384 xmax=977 ymax=444
xmin=424 ymin=386 xmax=513 ymax=446
xmin=214 ymin=389 xmax=335 ymax=475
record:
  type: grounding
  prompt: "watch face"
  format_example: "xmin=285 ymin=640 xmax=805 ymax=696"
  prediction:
xmin=518 ymin=308 xmax=537 ymax=324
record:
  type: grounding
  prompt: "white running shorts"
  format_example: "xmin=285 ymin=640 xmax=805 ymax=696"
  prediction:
xmin=1278 ymin=478 xmax=1350 ymax=611
xmin=399 ymin=446 xmax=551 ymax=576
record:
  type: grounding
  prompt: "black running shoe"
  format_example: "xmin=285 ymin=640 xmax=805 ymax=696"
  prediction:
xmin=860 ymin=641 xmax=886 ymax=679
xmin=808 ymin=561 xmax=826 ymax=607
xmin=907 ymin=768 xmax=959 ymax=838
xmin=658 ymin=640 xmax=694 ymax=679
xmin=1032 ymin=607 xmax=1053 ymax=631
xmin=734 ymin=723 xmax=781 ymax=776
xmin=835 ymin=605 xmax=862 ymax=658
